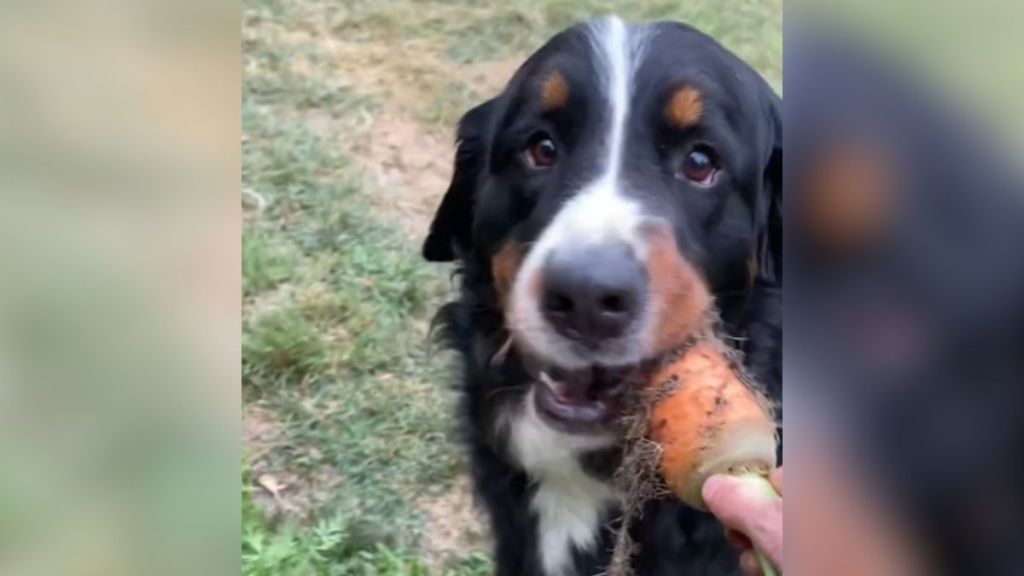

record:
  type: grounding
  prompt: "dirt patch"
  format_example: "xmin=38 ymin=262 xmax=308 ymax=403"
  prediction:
xmin=246 ymin=6 xmax=520 ymax=544
xmin=336 ymin=50 xmax=519 ymax=239
xmin=243 ymin=282 xmax=297 ymax=322
xmin=255 ymin=15 xmax=522 ymax=239
xmin=350 ymin=115 xmax=454 ymax=240
xmin=243 ymin=405 xmax=285 ymax=449
xmin=244 ymin=406 xmax=343 ymax=523
xmin=318 ymin=35 xmax=517 ymax=119
xmin=340 ymin=57 xmax=521 ymax=240
xmin=248 ymin=466 xmax=345 ymax=524
xmin=455 ymin=57 xmax=521 ymax=94
xmin=417 ymin=474 xmax=491 ymax=570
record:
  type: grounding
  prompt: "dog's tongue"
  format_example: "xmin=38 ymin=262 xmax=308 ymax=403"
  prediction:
xmin=557 ymin=368 xmax=593 ymax=401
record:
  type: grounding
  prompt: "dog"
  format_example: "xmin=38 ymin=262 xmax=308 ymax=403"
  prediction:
xmin=423 ymin=17 xmax=782 ymax=576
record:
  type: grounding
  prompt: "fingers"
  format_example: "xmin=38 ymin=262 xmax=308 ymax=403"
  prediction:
xmin=703 ymin=474 xmax=783 ymax=569
xmin=727 ymin=529 xmax=763 ymax=576
xmin=740 ymin=550 xmax=763 ymax=576
xmin=728 ymin=529 xmax=763 ymax=576
xmin=771 ymin=467 xmax=783 ymax=495
xmin=725 ymin=528 xmax=752 ymax=549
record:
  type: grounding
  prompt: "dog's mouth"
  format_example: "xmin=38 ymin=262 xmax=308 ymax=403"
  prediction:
xmin=529 ymin=362 xmax=646 ymax=433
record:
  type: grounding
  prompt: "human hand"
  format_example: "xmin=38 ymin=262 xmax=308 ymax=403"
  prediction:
xmin=702 ymin=468 xmax=783 ymax=576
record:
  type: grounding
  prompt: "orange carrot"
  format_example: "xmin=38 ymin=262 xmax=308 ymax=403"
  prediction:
xmin=647 ymin=339 xmax=780 ymax=575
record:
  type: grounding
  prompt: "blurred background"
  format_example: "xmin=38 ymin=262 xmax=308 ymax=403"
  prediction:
xmin=0 ymin=2 xmax=238 ymax=576
xmin=785 ymin=3 xmax=1024 ymax=575
xmin=240 ymin=0 xmax=779 ymax=574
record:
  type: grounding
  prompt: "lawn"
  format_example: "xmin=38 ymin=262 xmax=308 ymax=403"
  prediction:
xmin=241 ymin=0 xmax=780 ymax=573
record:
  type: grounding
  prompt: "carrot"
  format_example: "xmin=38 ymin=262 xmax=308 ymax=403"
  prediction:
xmin=647 ymin=339 xmax=780 ymax=575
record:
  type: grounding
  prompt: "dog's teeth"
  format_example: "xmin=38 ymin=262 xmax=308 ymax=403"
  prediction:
xmin=539 ymin=371 xmax=569 ymax=400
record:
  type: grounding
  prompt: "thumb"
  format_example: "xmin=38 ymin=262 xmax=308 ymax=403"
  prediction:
xmin=703 ymin=474 xmax=783 ymax=568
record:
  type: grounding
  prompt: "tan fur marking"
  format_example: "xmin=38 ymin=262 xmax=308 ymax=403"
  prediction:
xmin=802 ymin=144 xmax=891 ymax=253
xmin=645 ymin=226 xmax=713 ymax=354
xmin=540 ymin=71 xmax=569 ymax=111
xmin=665 ymin=87 xmax=704 ymax=128
xmin=491 ymin=242 xmax=524 ymax=311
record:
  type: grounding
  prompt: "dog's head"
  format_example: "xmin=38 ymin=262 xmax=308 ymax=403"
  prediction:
xmin=425 ymin=18 xmax=781 ymax=433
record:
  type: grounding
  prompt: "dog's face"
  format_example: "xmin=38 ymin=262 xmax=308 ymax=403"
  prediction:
xmin=426 ymin=18 xmax=780 ymax=434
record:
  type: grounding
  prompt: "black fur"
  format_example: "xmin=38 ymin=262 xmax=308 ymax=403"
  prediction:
xmin=426 ymin=20 xmax=782 ymax=576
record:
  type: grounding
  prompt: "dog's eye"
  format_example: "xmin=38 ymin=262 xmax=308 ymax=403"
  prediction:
xmin=525 ymin=137 xmax=558 ymax=169
xmin=679 ymin=145 xmax=718 ymax=185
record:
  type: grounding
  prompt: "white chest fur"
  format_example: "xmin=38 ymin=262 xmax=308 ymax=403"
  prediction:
xmin=506 ymin=388 xmax=617 ymax=576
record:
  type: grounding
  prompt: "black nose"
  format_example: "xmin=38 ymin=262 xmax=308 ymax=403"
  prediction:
xmin=541 ymin=243 xmax=647 ymax=344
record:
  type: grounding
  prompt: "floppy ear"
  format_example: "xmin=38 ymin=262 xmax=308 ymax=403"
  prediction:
xmin=755 ymin=95 xmax=782 ymax=284
xmin=422 ymin=99 xmax=496 ymax=262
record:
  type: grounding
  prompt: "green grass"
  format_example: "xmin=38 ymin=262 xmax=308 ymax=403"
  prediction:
xmin=242 ymin=0 xmax=779 ymax=572
xmin=243 ymin=305 xmax=329 ymax=394
xmin=244 ymin=0 xmax=780 ymax=135
xmin=242 ymin=34 xmax=472 ymax=567
xmin=243 ymin=230 xmax=303 ymax=297
xmin=242 ymin=99 xmax=467 ymax=566
xmin=437 ymin=0 xmax=780 ymax=69
xmin=323 ymin=0 xmax=780 ymax=69
xmin=243 ymin=472 xmax=492 ymax=576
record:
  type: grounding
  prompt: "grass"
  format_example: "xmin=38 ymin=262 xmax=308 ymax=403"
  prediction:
xmin=242 ymin=99 xmax=468 ymax=568
xmin=243 ymin=471 xmax=491 ymax=576
xmin=244 ymin=0 xmax=780 ymax=135
xmin=242 ymin=0 xmax=779 ymax=573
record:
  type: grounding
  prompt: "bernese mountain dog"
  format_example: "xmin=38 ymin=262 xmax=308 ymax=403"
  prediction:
xmin=423 ymin=17 xmax=782 ymax=576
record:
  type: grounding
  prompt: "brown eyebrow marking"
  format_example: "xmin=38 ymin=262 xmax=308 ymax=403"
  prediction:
xmin=801 ymin=143 xmax=891 ymax=254
xmin=665 ymin=86 xmax=704 ymax=128
xmin=540 ymin=70 xmax=569 ymax=111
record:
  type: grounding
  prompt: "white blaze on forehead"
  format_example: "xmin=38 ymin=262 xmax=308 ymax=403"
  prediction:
xmin=500 ymin=23 xmax=656 ymax=574
xmin=591 ymin=15 xmax=631 ymax=183
xmin=508 ymin=17 xmax=653 ymax=368
xmin=527 ymin=18 xmax=645 ymax=250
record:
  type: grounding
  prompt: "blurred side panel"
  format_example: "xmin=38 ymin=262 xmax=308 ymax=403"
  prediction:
xmin=0 ymin=1 xmax=240 ymax=575
xmin=785 ymin=3 xmax=1024 ymax=575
